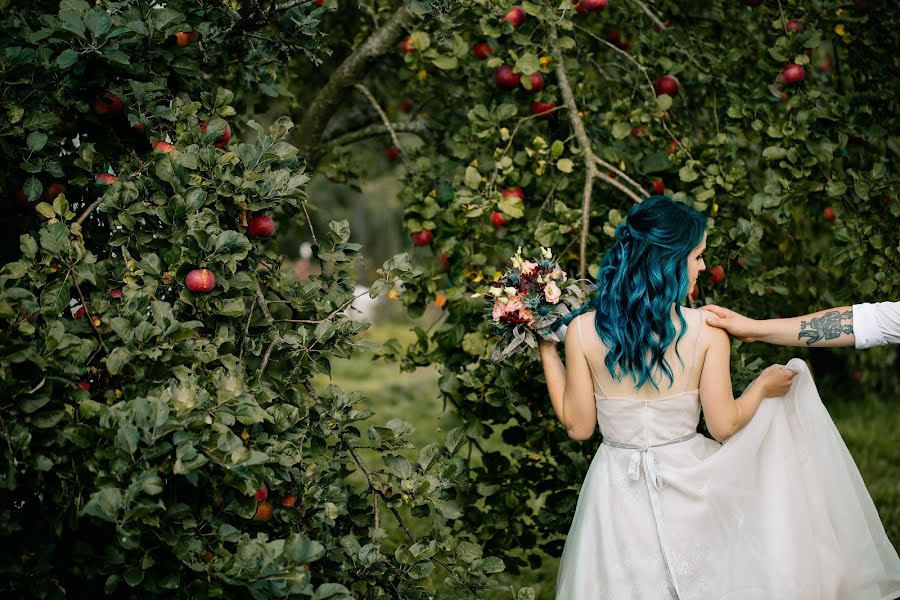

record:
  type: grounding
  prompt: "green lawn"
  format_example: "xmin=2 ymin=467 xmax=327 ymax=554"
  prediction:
xmin=312 ymin=320 xmax=900 ymax=598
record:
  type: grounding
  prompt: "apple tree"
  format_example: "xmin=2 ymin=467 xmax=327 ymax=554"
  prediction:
xmin=0 ymin=1 xmax=523 ymax=598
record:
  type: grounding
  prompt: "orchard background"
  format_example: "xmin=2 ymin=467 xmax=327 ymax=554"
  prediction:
xmin=1 ymin=0 xmax=897 ymax=598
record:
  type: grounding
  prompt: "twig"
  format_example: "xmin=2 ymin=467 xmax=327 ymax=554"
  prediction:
xmin=592 ymin=156 xmax=649 ymax=198
xmin=300 ymin=199 xmax=318 ymax=247
xmin=275 ymin=290 xmax=372 ymax=324
xmin=325 ymin=120 xmax=428 ymax=147
xmin=71 ymin=271 xmax=109 ymax=352
xmin=75 ymin=198 xmax=103 ymax=226
xmin=353 ymin=83 xmax=413 ymax=170
xmin=258 ymin=338 xmax=278 ymax=382
xmin=627 ymin=0 xmax=667 ymax=30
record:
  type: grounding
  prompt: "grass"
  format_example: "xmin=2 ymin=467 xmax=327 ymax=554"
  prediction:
xmin=312 ymin=318 xmax=900 ymax=598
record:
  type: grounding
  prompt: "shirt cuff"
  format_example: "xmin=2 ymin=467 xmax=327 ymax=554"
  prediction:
xmin=852 ymin=303 xmax=885 ymax=349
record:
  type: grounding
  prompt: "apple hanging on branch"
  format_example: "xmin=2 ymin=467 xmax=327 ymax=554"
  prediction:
xmin=411 ymin=229 xmax=433 ymax=246
xmin=185 ymin=269 xmax=216 ymax=293
xmin=501 ymin=6 xmax=526 ymax=28
xmin=472 ymin=42 xmax=493 ymax=59
xmin=494 ymin=65 xmax=520 ymax=90
xmin=490 ymin=211 xmax=507 ymax=230
xmin=781 ymin=64 xmax=805 ymax=85
xmin=708 ymin=265 xmax=725 ymax=284
xmin=248 ymin=214 xmax=276 ymax=238
xmin=502 ymin=187 xmax=525 ymax=202
xmin=531 ymin=101 xmax=556 ymax=119
xmin=653 ymin=75 xmax=680 ymax=96
xmin=523 ymin=72 xmax=544 ymax=93
xmin=200 ymin=121 xmax=232 ymax=148
xmin=93 ymin=91 xmax=123 ymax=116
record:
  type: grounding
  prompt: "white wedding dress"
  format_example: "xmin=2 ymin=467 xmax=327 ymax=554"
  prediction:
xmin=556 ymin=309 xmax=900 ymax=600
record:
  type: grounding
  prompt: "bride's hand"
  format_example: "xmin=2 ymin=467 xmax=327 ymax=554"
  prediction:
xmin=756 ymin=364 xmax=798 ymax=397
xmin=538 ymin=337 xmax=559 ymax=351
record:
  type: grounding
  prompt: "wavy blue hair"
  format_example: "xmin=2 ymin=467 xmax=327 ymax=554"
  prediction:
xmin=563 ymin=196 xmax=707 ymax=391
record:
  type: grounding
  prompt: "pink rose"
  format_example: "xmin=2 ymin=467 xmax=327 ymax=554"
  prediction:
xmin=520 ymin=308 xmax=534 ymax=327
xmin=492 ymin=302 xmax=504 ymax=321
xmin=521 ymin=261 xmax=538 ymax=277
xmin=505 ymin=297 xmax=523 ymax=313
xmin=544 ymin=281 xmax=561 ymax=304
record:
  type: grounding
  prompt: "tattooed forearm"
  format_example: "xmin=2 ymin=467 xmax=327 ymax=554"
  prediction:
xmin=798 ymin=310 xmax=854 ymax=346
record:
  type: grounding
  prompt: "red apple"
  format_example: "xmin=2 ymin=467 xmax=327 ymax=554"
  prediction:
xmin=282 ymin=494 xmax=298 ymax=507
xmin=785 ymin=20 xmax=803 ymax=32
xmin=399 ymin=37 xmax=415 ymax=53
xmin=13 ymin=187 xmax=28 ymax=209
xmin=93 ymin=92 xmax=123 ymax=115
xmin=74 ymin=305 xmax=87 ymax=320
xmin=411 ymin=229 xmax=433 ymax=246
xmin=502 ymin=187 xmax=525 ymax=201
xmin=200 ymin=121 xmax=231 ymax=148
xmin=439 ymin=253 xmax=450 ymax=272
xmin=531 ymin=101 xmax=556 ymax=119
xmin=255 ymin=484 xmax=268 ymax=502
xmin=490 ymin=211 xmax=506 ymax=229
xmin=385 ymin=146 xmax=400 ymax=161
xmin=502 ymin=6 xmax=526 ymax=28
xmin=315 ymin=0 xmax=324 ymax=4
xmin=95 ymin=173 xmax=118 ymax=185
xmin=582 ymin=0 xmax=607 ymax=10
xmin=76 ymin=381 xmax=91 ymax=392
xmin=823 ymin=206 xmax=836 ymax=221
xmin=817 ymin=57 xmax=833 ymax=72
xmin=781 ymin=64 xmax=804 ymax=85
xmin=132 ymin=122 xmax=146 ymax=134
xmin=525 ymin=72 xmax=544 ymax=93
xmin=45 ymin=183 xmax=66 ymax=201
xmin=248 ymin=214 xmax=276 ymax=238
xmin=472 ymin=42 xmax=493 ymax=59
xmin=152 ymin=141 xmax=175 ymax=153
xmin=398 ymin=98 xmax=413 ymax=113
xmin=737 ymin=258 xmax=747 ymax=268
xmin=652 ymin=179 xmax=665 ymax=195
xmin=175 ymin=31 xmax=199 ymax=46
xmin=653 ymin=75 xmax=680 ymax=96
xmin=185 ymin=269 xmax=216 ymax=293
xmin=252 ymin=501 xmax=274 ymax=522
xmin=708 ymin=265 xmax=725 ymax=284
xmin=631 ymin=125 xmax=647 ymax=137
xmin=494 ymin=65 xmax=520 ymax=89
xmin=573 ymin=2 xmax=589 ymax=15
xmin=667 ymin=140 xmax=677 ymax=155
xmin=108 ymin=288 xmax=123 ymax=299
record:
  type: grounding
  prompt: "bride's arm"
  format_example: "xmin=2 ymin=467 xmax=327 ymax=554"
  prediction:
xmin=538 ymin=316 xmax=598 ymax=441
xmin=699 ymin=325 xmax=797 ymax=443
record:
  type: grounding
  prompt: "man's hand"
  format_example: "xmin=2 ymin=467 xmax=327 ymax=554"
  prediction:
xmin=700 ymin=304 xmax=761 ymax=343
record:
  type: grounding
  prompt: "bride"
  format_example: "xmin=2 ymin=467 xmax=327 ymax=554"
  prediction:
xmin=537 ymin=196 xmax=900 ymax=599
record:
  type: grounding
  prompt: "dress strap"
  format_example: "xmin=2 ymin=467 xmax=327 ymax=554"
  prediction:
xmin=575 ymin=315 xmax=607 ymax=397
xmin=683 ymin=310 xmax=705 ymax=392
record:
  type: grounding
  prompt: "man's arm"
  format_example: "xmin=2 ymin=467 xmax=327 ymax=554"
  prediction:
xmin=701 ymin=305 xmax=856 ymax=347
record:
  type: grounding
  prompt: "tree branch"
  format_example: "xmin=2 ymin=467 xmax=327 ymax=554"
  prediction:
xmin=592 ymin=156 xmax=649 ymax=201
xmin=627 ymin=0 xmax=667 ymax=30
xmin=296 ymin=6 xmax=414 ymax=163
xmin=353 ymin=83 xmax=413 ymax=170
xmin=552 ymin=24 xmax=601 ymax=279
xmin=325 ymin=120 xmax=428 ymax=148
xmin=75 ymin=198 xmax=103 ymax=226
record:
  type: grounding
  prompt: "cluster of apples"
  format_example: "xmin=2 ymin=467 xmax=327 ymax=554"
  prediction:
xmin=252 ymin=483 xmax=304 ymax=522
xmin=184 ymin=215 xmax=275 ymax=293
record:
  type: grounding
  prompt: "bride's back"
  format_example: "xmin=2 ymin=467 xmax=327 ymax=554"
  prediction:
xmin=573 ymin=307 xmax=707 ymax=401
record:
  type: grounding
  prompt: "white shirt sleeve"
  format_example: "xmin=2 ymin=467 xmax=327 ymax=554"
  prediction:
xmin=852 ymin=301 xmax=900 ymax=349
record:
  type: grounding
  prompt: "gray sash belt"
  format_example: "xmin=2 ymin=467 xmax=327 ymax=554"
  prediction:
xmin=601 ymin=431 xmax=698 ymax=600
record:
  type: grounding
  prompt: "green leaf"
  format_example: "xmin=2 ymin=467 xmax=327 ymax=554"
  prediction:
xmin=81 ymin=487 xmax=123 ymax=523
xmin=471 ymin=556 xmax=505 ymax=574
xmin=56 ymin=49 xmax=79 ymax=69
xmin=431 ymin=55 xmax=458 ymax=70
xmin=678 ymin=165 xmax=699 ymax=183
xmin=24 ymin=177 xmax=43 ymax=202
xmin=556 ymin=158 xmax=574 ymax=173
xmin=27 ymin=132 xmax=48 ymax=152
xmin=611 ymin=122 xmax=631 ymax=140
xmin=656 ymin=94 xmax=673 ymax=112
xmin=107 ymin=347 xmax=132 ymax=375
xmin=464 ymin=166 xmax=481 ymax=189
xmin=762 ymin=146 xmax=787 ymax=160
xmin=84 ymin=8 xmax=113 ymax=37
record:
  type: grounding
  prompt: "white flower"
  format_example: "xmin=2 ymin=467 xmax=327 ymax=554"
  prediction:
xmin=499 ymin=296 xmax=509 ymax=304
xmin=490 ymin=287 xmax=503 ymax=297
xmin=551 ymin=270 xmax=559 ymax=280
xmin=541 ymin=246 xmax=553 ymax=259
xmin=504 ymin=286 xmax=518 ymax=297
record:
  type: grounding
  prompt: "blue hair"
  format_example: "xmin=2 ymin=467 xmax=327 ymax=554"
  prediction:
xmin=562 ymin=196 xmax=708 ymax=391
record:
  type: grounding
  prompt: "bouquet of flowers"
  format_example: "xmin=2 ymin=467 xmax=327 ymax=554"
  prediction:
xmin=472 ymin=246 xmax=597 ymax=362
